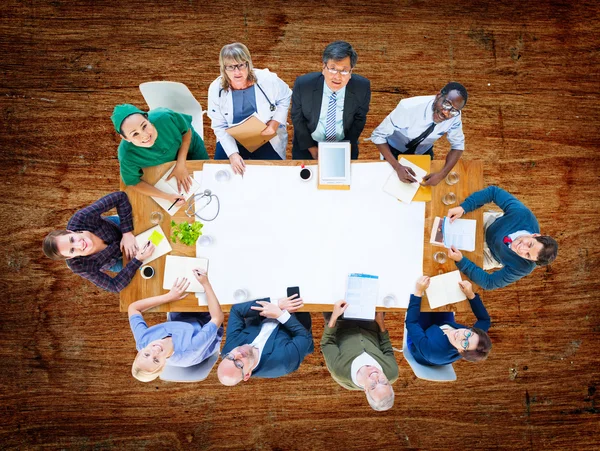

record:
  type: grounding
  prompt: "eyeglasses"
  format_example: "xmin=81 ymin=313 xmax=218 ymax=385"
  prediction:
xmin=368 ymin=377 xmax=389 ymax=391
xmin=325 ymin=66 xmax=352 ymax=76
xmin=224 ymin=352 xmax=245 ymax=378
xmin=224 ymin=62 xmax=248 ymax=72
xmin=441 ymin=99 xmax=461 ymax=117
xmin=460 ymin=330 xmax=473 ymax=351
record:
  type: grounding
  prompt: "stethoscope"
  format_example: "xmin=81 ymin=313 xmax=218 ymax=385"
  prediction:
xmin=185 ymin=189 xmax=220 ymax=222
xmin=219 ymin=82 xmax=276 ymax=112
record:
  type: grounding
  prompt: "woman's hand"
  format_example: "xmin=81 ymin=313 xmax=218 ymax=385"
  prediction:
xmin=447 ymin=206 xmax=465 ymax=223
xmin=229 ymin=152 xmax=246 ymax=176
xmin=458 ymin=280 xmax=475 ymax=300
xmin=261 ymin=120 xmax=279 ymax=136
xmin=167 ymin=162 xmax=193 ymax=194
xmin=415 ymin=275 xmax=430 ymax=297
xmin=192 ymin=268 xmax=209 ymax=287
xmin=120 ymin=232 xmax=138 ymax=260
xmin=278 ymin=294 xmax=304 ymax=313
xmin=448 ymin=245 xmax=463 ymax=262
xmin=165 ymin=193 xmax=185 ymax=208
xmin=134 ymin=242 xmax=155 ymax=261
xmin=167 ymin=277 xmax=190 ymax=301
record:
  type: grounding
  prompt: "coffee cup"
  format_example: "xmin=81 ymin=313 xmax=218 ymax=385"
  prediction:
xmin=141 ymin=265 xmax=155 ymax=279
xmin=300 ymin=167 xmax=312 ymax=181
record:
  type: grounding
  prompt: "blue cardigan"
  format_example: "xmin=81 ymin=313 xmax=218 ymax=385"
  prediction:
xmin=405 ymin=294 xmax=491 ymax=366
xmin=455 ymin=186 xmax=540 ymax=290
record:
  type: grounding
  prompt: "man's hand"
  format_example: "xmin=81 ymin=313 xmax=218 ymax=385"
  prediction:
xmin=422 ymin=171 xmax=445 ymax=186
xmin=120 ymin=232 xmax=138 ymax=260
xmin=447 ymin=206 xmax=465 ymax=223
xmin=448 ymin=245 xmax=463 ymax=262
xmin=415 ymin=275 xmax=430 ymax=297
xmin=375 ymin=312 xmax=386 ymax=332
xmin=395 ymin=164 xmax=417 ymax=183
xmin=458 ymin=280 xmax=476 ymax=300
xmin=192 ymin=268 xmax=209 ymax=287
xmin=278 ymin=294 xmax=304 ymax=313
xmin=167 ymin=162 xmax=193 ymax=194
xmin=260 ymin=120 xmax=279 ymax=136
xmin=135 ymin=242 xmax=155 ymax=261
xmin=229 ymin=152 xmax=246 ymax=176
xmin=166 ymin=277 xmax=190 ymax=301
xmin=250 ymin=300 xmax=283 ymax=319
xmin=308 ymin=146 xmax=318 ymax=160
xmin=332 ymin=300 xmax=349 ymax=320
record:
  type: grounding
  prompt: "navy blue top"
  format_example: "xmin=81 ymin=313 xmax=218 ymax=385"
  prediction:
xmin=232 ymin=85 xmax=257 ymax=123
xmin=456 ymin=186 xmax=541 ymax=290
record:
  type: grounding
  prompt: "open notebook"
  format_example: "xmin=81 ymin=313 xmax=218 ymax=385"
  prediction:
xmin=382 ymin=157 xmax=428 ymax=203
xmin=151 ymin=164 xmax=202 ymax=215
xmin=162 ymin=255 xmax=209 ymax=293
xmin=134 ymin=225 xmax=172 ymax=265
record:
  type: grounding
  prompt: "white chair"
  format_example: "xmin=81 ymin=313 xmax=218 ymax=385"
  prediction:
xmin=159 ymin=313 xmax=219 ymax=383
xmin=139 ymin=81 xmax=206 ymax=139
xmin=402 ymin=323 xmax=457 ymax=382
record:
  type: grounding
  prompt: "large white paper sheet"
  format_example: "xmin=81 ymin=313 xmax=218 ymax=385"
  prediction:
xmin=426 ymin=270 xmax=467 ymax=309
xmin=194 ymin=163 xmax=425 ymax=308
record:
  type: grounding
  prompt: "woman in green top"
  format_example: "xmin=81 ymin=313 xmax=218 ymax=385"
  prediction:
xmin=112 ymin=104 xmax=209 ymax=205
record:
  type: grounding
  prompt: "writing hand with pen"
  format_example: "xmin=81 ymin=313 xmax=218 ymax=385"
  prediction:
xmin=134 ymin=240 xmax=156 ymax=262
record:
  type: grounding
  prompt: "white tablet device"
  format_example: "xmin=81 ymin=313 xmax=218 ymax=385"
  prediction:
xmin=318 ymin=141 xmax=351 ymax=185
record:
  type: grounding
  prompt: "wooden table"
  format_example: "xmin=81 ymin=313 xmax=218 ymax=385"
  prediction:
xmin=120 ymin=159 xmax=483 ymax=313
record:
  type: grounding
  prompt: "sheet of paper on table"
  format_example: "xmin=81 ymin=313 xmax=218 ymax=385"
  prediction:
xmin=382 ymin=157 xmax=428 ymax=204
xmin=193 ymin=163 xmax=425 ymax=308
xmin=430 ymin=217 xmax=477 ymax=252
xmin=343 ymin=273 xmax=379 ymax=320
xmin=162 ymin=255 xmax=209 ymax=293
xmin=135 ymin=224 xmax=172 ymax=265
xmin=426 ymin=270 xmax=467 ymax=309
xmin=152 ymin=164 xmax=203 ymax=215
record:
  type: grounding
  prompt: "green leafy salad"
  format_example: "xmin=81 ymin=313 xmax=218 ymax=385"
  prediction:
xmin=170 ymin=220 xmax=203 ymax=246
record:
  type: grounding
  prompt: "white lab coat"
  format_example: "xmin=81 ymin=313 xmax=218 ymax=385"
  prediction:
xmin=207 ymin=68 xmax=292 ymax=159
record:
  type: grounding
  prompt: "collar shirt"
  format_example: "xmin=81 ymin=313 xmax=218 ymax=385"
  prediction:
xmin=370 ymin=95 xmax=465 ymax=154
xmin=311 ymin=81 xmax=346 ymax=143
xmin=350 ymin=351 xmax=383 ymax=388
xmin=250 ymin=310 xmax=291 ymax=369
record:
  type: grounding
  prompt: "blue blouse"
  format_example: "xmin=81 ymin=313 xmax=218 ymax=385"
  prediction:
xmin=129 ymin=313 xmax=223 ymax=367
xmin=232 ymin=85 xmax=258 ymax=123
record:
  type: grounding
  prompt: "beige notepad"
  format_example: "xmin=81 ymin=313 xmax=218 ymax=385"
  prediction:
xmin=382 ymin=157 xmax=428 ymax=203
xmin=152 ymin=164 xmax=202 ymax=215
xmin=425 ymin=270 xmax=467 ymax=309
xmin=162 ymin=255 xmax=209 ymax=293
xmin=226 ymin=113 xmax=275 ymax=152
xmin=134 ymin=225 xmax=172 ymax=265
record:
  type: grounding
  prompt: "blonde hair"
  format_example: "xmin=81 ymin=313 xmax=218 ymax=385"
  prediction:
xmin=219 ymin=43 xmax=257 ymax=91
xmin=131 ymin=351 xmax=166 ymax=383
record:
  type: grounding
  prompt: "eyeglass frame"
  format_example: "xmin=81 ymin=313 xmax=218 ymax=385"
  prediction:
xmin=460 ymin=330 xmax=474 ymax=351
xmin=324 ymin=65 xmax=352 ymax=76
xmin=367 ymin=376 xmax=390 ymax=391
xmin=224 ymin=62 xmax=249 ymax=72
xmin=224 ymin=352 xmax=245 ymax=378
xmin=440 ymin=97 xmax=462 ymax=117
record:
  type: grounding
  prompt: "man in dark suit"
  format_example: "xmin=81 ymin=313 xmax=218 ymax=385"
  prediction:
xmin=291 ymin=41 xmax=371 ymax=160
xmin=217 ymin=297 xmax=313 ymax=386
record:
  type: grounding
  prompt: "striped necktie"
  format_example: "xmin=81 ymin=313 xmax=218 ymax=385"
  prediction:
xmin=325 ymin=91 xmax=337 ymax=142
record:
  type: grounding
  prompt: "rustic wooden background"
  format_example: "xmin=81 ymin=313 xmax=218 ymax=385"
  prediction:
xmin=1 ymin=0 xmax=599 ymax=449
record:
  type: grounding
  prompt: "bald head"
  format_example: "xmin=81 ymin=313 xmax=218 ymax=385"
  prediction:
xmin=217 ymin=359 xmax=244 ymax=386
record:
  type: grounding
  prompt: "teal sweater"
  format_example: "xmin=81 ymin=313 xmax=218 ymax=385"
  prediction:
xmin=456 ymin=186 xmax=540 ymax=290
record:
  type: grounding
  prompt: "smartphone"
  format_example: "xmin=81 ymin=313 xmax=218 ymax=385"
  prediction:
xmin=287 ymin=286 xmax=300 ymax=298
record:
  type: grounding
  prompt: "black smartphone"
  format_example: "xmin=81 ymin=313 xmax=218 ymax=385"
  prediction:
xmin=286 ymin=286 xmax=300 ymax=298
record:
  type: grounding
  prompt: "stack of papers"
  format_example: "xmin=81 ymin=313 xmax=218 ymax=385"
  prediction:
xmin=134 ymin=225 xmax=172 ymax=265
xmin=162 ymin=255 xmax=209 ymax=293
xmin=343 ymin=273 xmax=379 ymax=320
xmin=425 ymin=270 xmax=467 ymax=309
xmin=152 ymin=164 xmax=203 ymax=215
xmin=382 ymin=158 xmax=428 ymax=203
xmin=430 ymin=217 xmax=477 ymax=252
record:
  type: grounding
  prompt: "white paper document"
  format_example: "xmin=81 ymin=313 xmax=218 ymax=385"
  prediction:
xmin=134 ymin=225 xmax=172 ymax=265
xmin=382 ymin=158 xmax=428 ymax=203
xmin=162 ymin=255 xmax=209 ymax=293
xmin=430 ymin=217 xmax=477 ymax=252
xmin=426 ymin=270 xmax=467 ymax=309
xmin=152 ymin=164 xmax=203 ymax=215
xmin=343 ymin=273 xmax=379 ymax=320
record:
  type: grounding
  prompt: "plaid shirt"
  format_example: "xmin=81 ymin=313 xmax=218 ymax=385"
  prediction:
xmin=66 ymin=192 xmax=142 ymax=292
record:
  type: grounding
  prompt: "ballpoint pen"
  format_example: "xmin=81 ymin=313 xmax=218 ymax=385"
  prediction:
xmin=167 ymin=197 xmax=182 ymax=211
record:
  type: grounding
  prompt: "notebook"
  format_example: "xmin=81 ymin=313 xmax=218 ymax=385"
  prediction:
xmin=151 ymin=164 xmax=203 ymax=215
xmin=382 ymin=157 xmax=428 ymax=203
xmin=430 ymin=217 xmax=477 ymax=252
xmin=343 ymin=273 xmax=379 ymax=320
xmin=134 ymin=225 xmax=172 ymax=265
xmin=425 ymin=270 xmax=467 ymax=309
xmin=162 ymin=255 xmax=209 ymax=293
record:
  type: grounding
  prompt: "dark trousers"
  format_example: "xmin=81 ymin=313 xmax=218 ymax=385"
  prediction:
xmin=214 ymin=141 xmax=281 ymax=160
xmin=389 ymin=144 xmax=434 ymax=159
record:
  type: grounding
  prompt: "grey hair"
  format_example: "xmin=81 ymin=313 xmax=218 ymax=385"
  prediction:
xmin=366 ymin=387 xmax=395 ymax=411
xmin=322 ymin=41 xmax=358 ymax=68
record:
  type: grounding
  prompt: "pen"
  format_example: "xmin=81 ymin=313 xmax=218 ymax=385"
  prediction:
xmin=141 ymin=240 xmax=150 ymax=253
xmin=167 ymin=197 xmax=182 ymax=211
